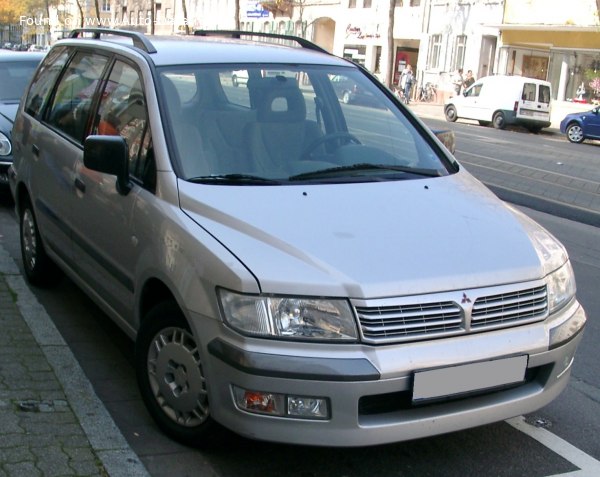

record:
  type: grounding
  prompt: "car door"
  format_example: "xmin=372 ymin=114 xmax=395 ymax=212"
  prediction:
xmin=27 ymin=49 xmax=109 ymax=266
xmin=70 ymin=58 xmax=154 ymax=321
xmin=517 ymin=82 xmax=550 ymax=123
xmin=459 ymin=81 xmax=484 ymax=119
xmin=585 ymin=107 xmax=600 ymax=138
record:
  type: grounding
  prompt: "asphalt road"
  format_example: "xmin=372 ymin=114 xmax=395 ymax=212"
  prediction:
xmin=0 ymin=123 xmax=599 ymax=476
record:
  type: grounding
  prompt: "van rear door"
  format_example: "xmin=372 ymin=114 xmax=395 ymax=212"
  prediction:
xmin=516 ymin=81 xmax=551 ymax=124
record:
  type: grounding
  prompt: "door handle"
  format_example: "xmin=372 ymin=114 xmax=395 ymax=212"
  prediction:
xmin=74 ymin=177 xmax=86 ymax=193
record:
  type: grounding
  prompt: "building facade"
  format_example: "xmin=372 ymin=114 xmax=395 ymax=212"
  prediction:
xmin=30 ymin=0 xmax=599 ymax=104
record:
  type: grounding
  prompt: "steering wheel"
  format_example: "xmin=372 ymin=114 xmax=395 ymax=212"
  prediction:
xmin=301 ymin=132 xmax=361 ymax=160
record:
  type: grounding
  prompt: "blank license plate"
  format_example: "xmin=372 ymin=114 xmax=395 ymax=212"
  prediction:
xmin=413 ymin=355 xmax=528 ymax=402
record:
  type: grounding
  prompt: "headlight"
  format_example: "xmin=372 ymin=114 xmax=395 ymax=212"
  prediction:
xmin=218 ymin=289 xmax=358 ymax=341
xmin=546 ymin=261 xmax=576 ymax=313
xmin=0 ymin=131 xmax=11 ymax=156
xmin=518 ymin=212 xmax=576 ymax=313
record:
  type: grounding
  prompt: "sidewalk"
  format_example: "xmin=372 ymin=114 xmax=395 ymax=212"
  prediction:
xmin=0 ymin=243 xmax=149 ymax=477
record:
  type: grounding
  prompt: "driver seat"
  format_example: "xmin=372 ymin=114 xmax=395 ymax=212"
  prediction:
xmin=245 ymin=76 xmax=322 ymax=174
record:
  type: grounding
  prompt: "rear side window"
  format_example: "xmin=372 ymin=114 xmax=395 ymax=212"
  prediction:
xmin=464 ymin=83 xmax=482 ymax=97
xmin=46 ymin=51 xmax=109 ymax=142
xmin=24 ymin=47 xmax=69 ymax=119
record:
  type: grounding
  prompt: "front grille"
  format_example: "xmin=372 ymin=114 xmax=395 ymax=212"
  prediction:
xmin=471 ymin=285 xmax=548 ymax=328
xmin=356 ymin=301 xmax=463 ymax=343
xmin=355 ymin=284 xmax=548 ymax=345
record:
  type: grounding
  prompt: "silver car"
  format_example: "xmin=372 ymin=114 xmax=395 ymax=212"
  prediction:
xmin=9 ymin=29 xmax=586 ymax=447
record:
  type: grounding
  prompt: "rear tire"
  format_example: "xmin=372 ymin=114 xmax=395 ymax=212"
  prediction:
xmin=135 ymin=301 xmax=222 ymax=447
xmin=492 ymin=111 xmax=506 ymax=129
xmin=444 ymin=105 xmax=458 ymax=122
xmin=19 ymin=197 xmax=59 ymax=286
xmin=566 ymin=123 xmax=585 ymax=143
xmin=342 ymin=91 xmax=351 ymax=104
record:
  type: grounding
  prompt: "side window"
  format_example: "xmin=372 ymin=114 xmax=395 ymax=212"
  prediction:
xmin=465 ymin=83 xmax=482 ymax=97
xmin=94 ymin=61 xmax=154 ymax=190
xmin=221 ymin=70 xmax=251 ymax=108
xmin=24 ymin=47 xmax=70 ymax=119
xmin=46 ymin=51 xmax=108 ymax=142
xmin=522 ymin=83 xmax=536 ymax=102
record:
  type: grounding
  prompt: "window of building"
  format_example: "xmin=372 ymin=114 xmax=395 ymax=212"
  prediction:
xmin=411 ymin=0 xmax=421 ymax=5
xmin=155 ymin=4 xmax=161 ymax=22
xmin=101 ymin=0 xmax=110 ymax=12
xmin=451 ymin=35 xmax=467 ymax=72
xmin=363 ymin=0 xmax=372 ymax=7
xmin=349 ymin=0 xmax=356 ymax=8
xmin=427 ymin=34 xmax=442 ymax=69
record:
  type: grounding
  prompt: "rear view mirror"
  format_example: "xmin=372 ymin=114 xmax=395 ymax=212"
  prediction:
xmin=84 ymin=135 xmax=131 ymax=195
xmin=432 ymin=129 xmax=456 ymax=154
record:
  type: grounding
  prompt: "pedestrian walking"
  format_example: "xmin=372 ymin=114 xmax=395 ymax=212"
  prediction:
xmin=400 ymin=64 xmax=414 ymax=104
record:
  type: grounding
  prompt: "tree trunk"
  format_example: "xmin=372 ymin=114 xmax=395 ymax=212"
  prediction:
xmin=386 ymin=0 xmax=395 ymax=88
xmin=94 ymin=0 xmax=100 ymax=22
xmin=182 ymin=0 xmax=189 ymax=34
xmin=150 ymin=0 xmax=155 ymax=34
xmin=75 ymin=0 xmax=84 ymax=27
xmin=234 ymin=0 xmax=240 ymax=30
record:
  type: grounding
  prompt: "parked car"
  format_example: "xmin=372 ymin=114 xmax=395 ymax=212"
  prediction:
xmin=10 ymin=29 xmax=586 ymax=448
xmin=0 ymin=51 xmax=45 ymax=190
xmin=444 ymin=75 xmax=552 ymax=132
xmin=559 ymin=106 xmax=600 ymax=143
xmin=231 ymin=69 xmax=248 ymax=87
xmin=330 ymin=73 xmax=375 ymax=104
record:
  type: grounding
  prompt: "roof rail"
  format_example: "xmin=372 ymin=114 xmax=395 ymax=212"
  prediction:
xmin=69 ymin=28 xmax=157 ymax=54
xmin=193 ymin=30 xmax=329 ymax=55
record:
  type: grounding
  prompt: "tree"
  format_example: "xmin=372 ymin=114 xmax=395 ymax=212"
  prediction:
xmin=181 ymin=0 xmax=189 ymax=34
xmin=386 ymin=0 xmax=395 ymax=88
xmin=234 ymin=0 xmax=240 ymax=30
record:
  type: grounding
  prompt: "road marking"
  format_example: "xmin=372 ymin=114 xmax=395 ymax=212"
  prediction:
xmin=507 ymin=416 xmax=600 ymax=476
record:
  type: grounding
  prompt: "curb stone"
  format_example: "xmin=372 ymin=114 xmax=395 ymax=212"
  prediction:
xmin=0 ymin=242 xmax=150 ymax=477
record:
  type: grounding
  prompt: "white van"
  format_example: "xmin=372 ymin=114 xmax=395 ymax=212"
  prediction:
xmin=444 ymin=75 xmax=552 ymax=132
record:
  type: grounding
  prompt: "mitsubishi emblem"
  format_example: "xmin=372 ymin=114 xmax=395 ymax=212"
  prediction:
xmin=461 ymin=293 xmax=471 ymax=304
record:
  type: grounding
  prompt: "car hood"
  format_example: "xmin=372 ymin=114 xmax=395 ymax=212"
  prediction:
xmin=178 ymin=170 xmax=545 ymax=298
xmin=0 ymin=102 xmax=18 ymax=124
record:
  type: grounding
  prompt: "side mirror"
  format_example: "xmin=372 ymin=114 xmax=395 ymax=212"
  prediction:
xmin=432 ymin=129 xmax=456 ymax=154
xmin=84 ymin=135 xmax=131 ymax=195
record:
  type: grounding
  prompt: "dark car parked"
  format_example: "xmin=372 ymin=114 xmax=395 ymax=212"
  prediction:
xmin=560 ymin=106 xmax=600 ymax=143
xmin=0 ymin=51 xmax=45 ymax=189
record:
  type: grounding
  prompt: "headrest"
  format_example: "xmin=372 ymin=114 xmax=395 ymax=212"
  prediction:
xmin=249 ymin=76 xmax=306 ymax=123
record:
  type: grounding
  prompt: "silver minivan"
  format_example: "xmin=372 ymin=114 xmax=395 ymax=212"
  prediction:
xmin=9 ymin=29 xmax=586 ymax=447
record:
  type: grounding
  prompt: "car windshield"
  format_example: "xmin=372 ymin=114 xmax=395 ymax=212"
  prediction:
xmin=157 ymin=64 xmax=454 ymax=184
xmin=0 ymin=60 xmax=40 ymax=102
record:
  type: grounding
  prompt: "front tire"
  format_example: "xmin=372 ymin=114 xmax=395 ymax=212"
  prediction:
xmin=566 ymin=123 xmax=585 ymax=143
xmin=492 ymin=111 xmax=506 ymax=129
xmin=444 ymin=105 xmax=458 ymax=122
xmin=135 ymin=301 xmax=220 ymax=446
xmin=19 ymin=197 xmax=59 ymax=286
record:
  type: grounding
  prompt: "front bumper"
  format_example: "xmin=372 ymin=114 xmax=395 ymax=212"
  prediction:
xmin=195 ymin=300 xmax=585 ymax=447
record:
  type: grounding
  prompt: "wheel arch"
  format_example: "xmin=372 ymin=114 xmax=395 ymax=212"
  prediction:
xmin=138 ymin=278 xmax=180 ymax=327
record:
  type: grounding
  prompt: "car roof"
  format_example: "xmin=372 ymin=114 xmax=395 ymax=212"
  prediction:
xmin=0 ymin=51 xmax=46 ymax=62
xmin=54 ymin=33 xmax=351 ymax=68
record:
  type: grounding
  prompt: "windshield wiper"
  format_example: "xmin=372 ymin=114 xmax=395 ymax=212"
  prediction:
xmin=187 ymin=174 xmax=282 ymax=185
xmin=288 ymin=163 xmax=442 ymax=181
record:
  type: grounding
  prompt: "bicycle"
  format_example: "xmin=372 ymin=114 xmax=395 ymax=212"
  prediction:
xmin=418 ymin=82 xmax=437 ymax=103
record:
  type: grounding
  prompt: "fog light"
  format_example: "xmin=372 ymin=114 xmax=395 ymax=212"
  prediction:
xmin=287 ymin=395 xmax=329 ymax=419
xmin=233 ymin=386 xmax=284 ymax=416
